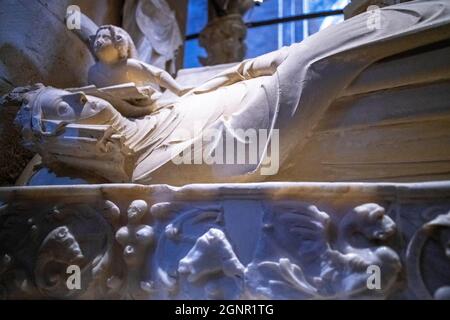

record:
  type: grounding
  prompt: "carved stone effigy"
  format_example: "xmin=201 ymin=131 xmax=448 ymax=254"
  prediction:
xmin=0 ymin=182 xmax=449 ymax=299
xmin=1 ymin=0 xmax=450 ymax=301
xmin=4 ymin=0 xmax=450 ymax=185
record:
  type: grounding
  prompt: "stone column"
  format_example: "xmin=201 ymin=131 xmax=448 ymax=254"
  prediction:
xmin=199 ymin=0 xmax=254 ymax=66
xmin=166 ymin=0 xmax=189 ymax=71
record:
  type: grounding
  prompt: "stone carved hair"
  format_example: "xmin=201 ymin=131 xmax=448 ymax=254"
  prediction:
xmin=93 ymin=25 xmax=138 ymax=61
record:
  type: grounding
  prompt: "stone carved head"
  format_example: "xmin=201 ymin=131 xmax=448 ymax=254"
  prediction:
xmin=11 ymin=86 xmax=113 ymax=139
xmin=127 ymin=200 xmax=148 ymax=224
xmin=34 ymin=226 xmax=84 ymax=297
xmin=341 ymin=203 xmax=397 ymax=243
xmin=93 ymin=25 xmax=138 ymax=64
xmin=38 ymin=226 xmax=84 ymax=263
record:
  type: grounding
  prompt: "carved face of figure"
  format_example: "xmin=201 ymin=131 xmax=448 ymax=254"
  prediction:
xmin=93 ymin=26 xmax=134 ymax=64
xmin=25 ymin=88 xmax=111 ymax=125
xmin=39 ymin=226 xmax=84 ymax=263
xmin=38 ymin=89 xmax=104 ymax=121
xmin=127 ymin=200 xmax=148 ymax=224
xmin=54 ymin=226 xmax=83 ymax=260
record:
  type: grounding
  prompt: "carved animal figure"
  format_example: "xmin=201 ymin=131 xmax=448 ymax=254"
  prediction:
xmin=317 ymin=203 xmax=401 ymax=298
xmin=34 ymin=226 xmax=85 ymax=297
xmin=256 ymin=203 xmax=401 ymax=299
xmin=178 ymin=228 xmax=245 ymax=283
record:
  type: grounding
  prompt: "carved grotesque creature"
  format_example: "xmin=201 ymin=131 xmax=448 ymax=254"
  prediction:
xmin=178 ymin=228 xmax=245 ymax=283
xmin=0 ymin=202 xmax=116 ymax=299
xmin=34 ymin=226 xmax=85 ymax=297
xmin=247 ymin=203 xmax=401 ymax=299
xmin=337 ymin=203 xmax=397 ymax=247
xmin=321 ymin=203 xmax=401 ymax=298
xmin=177 ymin=228 xmax=245 ymax=299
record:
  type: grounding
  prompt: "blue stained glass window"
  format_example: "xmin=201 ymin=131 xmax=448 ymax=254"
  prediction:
xmin=246 ymin=24 xmax=279 ymax=59
xmin=184 ymin=0 xmax=349 ymax=68
xmin=186 ymin=0 xmax=208 ymax=35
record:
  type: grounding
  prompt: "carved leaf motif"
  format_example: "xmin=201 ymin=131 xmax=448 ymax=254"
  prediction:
xmin=257 ymin=258 xmax=318 ymax=297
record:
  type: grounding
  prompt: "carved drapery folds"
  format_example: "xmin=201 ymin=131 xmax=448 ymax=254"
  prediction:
xmin=123 ymin=0 xmax=183 ymax=73
xmin=0 ymin=182 xmax=449 ymax=299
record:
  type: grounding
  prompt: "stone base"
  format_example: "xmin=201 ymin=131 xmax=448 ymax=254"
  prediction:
xmin=0 ymin=181 xmax=449 ymax=299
